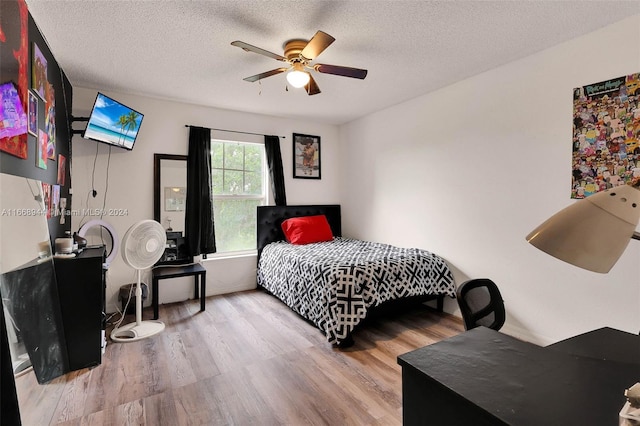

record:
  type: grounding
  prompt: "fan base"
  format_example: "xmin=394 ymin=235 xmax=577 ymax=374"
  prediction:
xmin=111 ymin=320 xmax=165 ymax=343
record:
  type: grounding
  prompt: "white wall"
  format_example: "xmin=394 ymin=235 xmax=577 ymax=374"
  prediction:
xmin=339 ymin=15 xmax=640 ymax=345
xmin=72 ymin=88 xmax=340 ymax=313
xmin=72 ymin=16 xmax=639 ymax=342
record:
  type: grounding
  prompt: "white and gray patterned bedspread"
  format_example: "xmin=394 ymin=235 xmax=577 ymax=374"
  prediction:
xmin=257 ymin=237 xmax=456 ymax=344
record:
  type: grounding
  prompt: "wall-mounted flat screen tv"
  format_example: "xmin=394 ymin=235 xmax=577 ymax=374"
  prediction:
xmin=83 ymin=92 xmax=144 ymax=150
xmin=0 ymin=81 xmax=28 ymax=140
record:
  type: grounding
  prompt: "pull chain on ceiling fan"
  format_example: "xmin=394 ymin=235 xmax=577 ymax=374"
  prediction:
xmin=231 ymin=30 xmax=367 ymax=96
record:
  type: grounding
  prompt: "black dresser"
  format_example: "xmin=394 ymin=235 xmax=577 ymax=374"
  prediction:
xmin=54 ymin=246 xmax=106 ymax=371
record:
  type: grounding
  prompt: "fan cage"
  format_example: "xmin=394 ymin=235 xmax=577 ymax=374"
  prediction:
xmin=121 ymin=220 xmax=166 ymax=270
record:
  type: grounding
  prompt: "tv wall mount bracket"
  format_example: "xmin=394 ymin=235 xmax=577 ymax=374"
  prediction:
xmin=71 ymin=115 xmax=89 ymax=135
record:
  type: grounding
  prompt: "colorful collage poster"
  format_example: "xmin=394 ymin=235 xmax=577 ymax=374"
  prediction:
xmin=572 ymin=73 xmax=640 ymax=198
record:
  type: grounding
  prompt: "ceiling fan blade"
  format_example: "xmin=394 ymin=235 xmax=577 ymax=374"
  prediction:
xmin=231 ymin=41 xmax=287 ymax=62
xmin=243 ymin=68 xmax=288 ymax=82
xmin=305 ymin=74 xmax=321 ymax=95
xmin=314 ymin=64 xmax=368 ymax=79
xmin=300 ymin=31 xmax=335 ymax=60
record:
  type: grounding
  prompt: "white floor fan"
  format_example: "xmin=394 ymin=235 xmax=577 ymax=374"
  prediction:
xmin=111 ymin=220 xmax=167 ymax=342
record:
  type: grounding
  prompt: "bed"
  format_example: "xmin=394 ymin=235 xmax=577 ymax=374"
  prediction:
xmin=256 ymin=204 xmax=456 ymax=346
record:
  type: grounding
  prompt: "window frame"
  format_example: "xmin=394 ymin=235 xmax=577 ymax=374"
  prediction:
xmin=207 ymin=138 xmax=270 ymax=258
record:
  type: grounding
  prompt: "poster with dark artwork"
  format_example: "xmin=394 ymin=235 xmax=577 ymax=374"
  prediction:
xmin=32 ymin=42 xmax=47 ymax=99
xmin=28 ymin=90 xmax=37 ymax=136
xmin=0 ymin=0 xmax=29 ymax=159
xmin=37 ymin=129 xmax=47 ymax=169
xmin=572 ymin=73 xmax=640 ymax=198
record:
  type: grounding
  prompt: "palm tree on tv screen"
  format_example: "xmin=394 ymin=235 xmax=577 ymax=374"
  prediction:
xmin=123 ymin=111 xmax=140 ymax=145
xmin=114 ymin=111 xmax=139 ymax=146
xmin=116 ymin=114 xmax=128 ymax=146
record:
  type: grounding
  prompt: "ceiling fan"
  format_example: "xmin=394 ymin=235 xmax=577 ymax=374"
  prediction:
xmin=231 ymin=30 xmax=367 ymax=95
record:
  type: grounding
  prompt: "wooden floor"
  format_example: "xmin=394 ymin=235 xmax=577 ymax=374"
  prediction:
xmin=14 ymin=290 xmax=463 ymax=425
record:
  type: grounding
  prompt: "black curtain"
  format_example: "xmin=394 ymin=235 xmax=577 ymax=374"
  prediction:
xmin=186 ymin=126 xmax=216 ymax=256
xmin=264 ymin=135 xmax=287 ymax=206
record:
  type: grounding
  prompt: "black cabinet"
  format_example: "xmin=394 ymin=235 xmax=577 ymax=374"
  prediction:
xmin=158 ymin=231 xmax=191 ymax=265
xmin=54 ymin=247 xmax=105 ymax=371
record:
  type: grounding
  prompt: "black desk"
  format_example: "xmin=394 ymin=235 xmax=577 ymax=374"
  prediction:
xmin=547 ymin=326 xmax=640 ymax=364
xmin=151 ymin=264 xmax=206 ymax=320
xmin=398 ymin=327 xmax=639 ymax=426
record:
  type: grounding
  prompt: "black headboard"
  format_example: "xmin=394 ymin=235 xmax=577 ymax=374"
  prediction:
xmin=257 ymin=204 xmax=342 ymax=259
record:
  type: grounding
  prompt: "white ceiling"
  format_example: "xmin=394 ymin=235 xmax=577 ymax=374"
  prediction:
xmin=25 ymin=1 xmax=640 ymax=125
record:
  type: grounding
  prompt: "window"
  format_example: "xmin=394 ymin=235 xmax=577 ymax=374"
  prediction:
xmin=211 ymin=139 xmax=268 ymax=254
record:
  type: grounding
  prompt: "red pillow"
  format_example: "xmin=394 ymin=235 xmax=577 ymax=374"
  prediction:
xmin=281 ymin=215 xmax=334 ymax=245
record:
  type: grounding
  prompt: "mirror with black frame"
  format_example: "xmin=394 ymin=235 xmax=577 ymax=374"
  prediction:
xmin=153 ymin=154 xmax=190 ymax=264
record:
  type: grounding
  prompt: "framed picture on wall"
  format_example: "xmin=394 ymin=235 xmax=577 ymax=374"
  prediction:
xmin=57 ymin=154 xmax=66 ymax=186
xmin=36 ymin=129 xmax=47 ymax=169
xmin=32 ymin=42 xmax=47 ymax=99
xmin=28 ymin=90 xmax=38 ymax=136
xmin=293 ymin=133 xmax=321 ymax=179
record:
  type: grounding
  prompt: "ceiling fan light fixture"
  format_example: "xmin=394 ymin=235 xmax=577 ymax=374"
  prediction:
xmin=232 ymin=30 xmax=368 ymax=95
xmin=286 ymin=67 xmax=310 ymax=88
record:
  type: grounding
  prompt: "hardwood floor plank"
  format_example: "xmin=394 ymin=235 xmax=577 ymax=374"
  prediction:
xmin=14 ymin=369 xmax=66 ymax=425
xmin=13 ymin=289 xmax=463 ymax=425
xmin=112 ymin=337 xmax=170 ymax=407
xmin=114 ymin=398 xmax=145 ymax=424
xmin=172 ymin=377 xmax=229 ymax=425
xmin=286 ymin=348 xmax=385 ymax=425
xmin=50 ymin=369 xmax=91 ymax=423
xmin=244 ymin=358 xmax=317 ymax=425
xmin=82 ymin=340 xmax=121 ymax=414
xmin=163 ymin=330 xmax=198 ymax=388
xmin=249 ymin=355 xmax=348 ymax=426
xmin=141 ymin=390 xmax=181 ymax=426
xmin=179 ymin=326 xmax=221 ymax=379
xmin=303 ymin=346 xmax=399 ymax=422
xmin=55 ymin=409 xmax=106 ymax=426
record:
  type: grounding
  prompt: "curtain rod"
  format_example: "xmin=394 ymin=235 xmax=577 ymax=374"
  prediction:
xmin=184 ymin=124 xmax=286 ymax=139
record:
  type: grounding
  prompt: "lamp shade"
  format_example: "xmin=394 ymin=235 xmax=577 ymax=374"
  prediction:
xmin=526 ymin=184 xmax=640 ymax=273
xmin=286 ymin=70 xmax=310 ymax=88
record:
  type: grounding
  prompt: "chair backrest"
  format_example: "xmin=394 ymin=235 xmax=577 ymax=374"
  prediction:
xmin=456 ymin=278 xmax=506 ymax=331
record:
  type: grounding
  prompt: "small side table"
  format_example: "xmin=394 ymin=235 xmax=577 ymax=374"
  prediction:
xmin=151 ymin=263 xmax=206 ymax=320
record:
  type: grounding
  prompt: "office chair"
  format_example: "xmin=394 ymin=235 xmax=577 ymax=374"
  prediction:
xmin=456 ymin=278 xmax=506 ymax=331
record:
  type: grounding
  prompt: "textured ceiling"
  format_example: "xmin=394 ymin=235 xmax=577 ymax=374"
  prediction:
xmin=25 ymin=1 xmax=640 ymax=125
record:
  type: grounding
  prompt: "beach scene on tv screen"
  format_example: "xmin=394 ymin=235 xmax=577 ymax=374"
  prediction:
xmin=84 ymin=94 xmax=143 ymax=150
